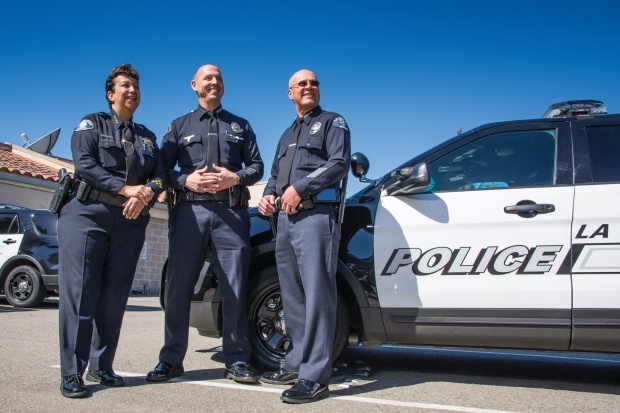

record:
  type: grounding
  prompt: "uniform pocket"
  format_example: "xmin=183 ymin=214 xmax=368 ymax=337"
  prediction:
xmin=277 ymin=142 xmax=288 ymax=161
xmin=297 ymin=133 xmax=325 ymax=169
xmin=140 ymin=145 xmax=155 ymax=172
xmin=224 ymin=131 xmax=243 ymax=159
xmin=98 ymin=134 xmax=124 ymax=168
xmin=178 ymin=134 xmax=204 ymax=166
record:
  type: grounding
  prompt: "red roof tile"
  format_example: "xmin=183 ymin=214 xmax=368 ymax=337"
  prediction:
xmin=0 ymin=145 xmax=61 ymax=182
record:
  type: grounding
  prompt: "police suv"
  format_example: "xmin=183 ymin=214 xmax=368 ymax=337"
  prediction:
xmin=0 ymin=204 xmax=59 ymax=307
xmin=164 ymin=100 xmax=620 ymax=371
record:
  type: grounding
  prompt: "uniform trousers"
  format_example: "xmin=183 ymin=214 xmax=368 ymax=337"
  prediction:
xmin=276 ymin=204 xmax=340 ymax=385
xmin=58 ymin=197 xmax=149 ymax=376
xmin=160 ymin=201 xmax=252 ymax=367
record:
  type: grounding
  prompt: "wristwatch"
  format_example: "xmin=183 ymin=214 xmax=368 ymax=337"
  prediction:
xmin=235 ymin=174 xmax=241 ymax=185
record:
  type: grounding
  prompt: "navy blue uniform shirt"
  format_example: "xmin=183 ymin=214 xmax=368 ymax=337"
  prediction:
xmin=160 ymin=105 xmax=264 ymax=189
xmin=264 ymin=105 xmax=351 ymax=198
xmin=71 ymin=110 xmax=166 ymax=195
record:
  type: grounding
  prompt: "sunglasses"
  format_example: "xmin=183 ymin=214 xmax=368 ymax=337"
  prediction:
xmin=290 ymin=79 xmax=320 ymax=89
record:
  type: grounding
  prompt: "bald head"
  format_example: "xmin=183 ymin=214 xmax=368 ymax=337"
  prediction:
xmin=288 ymin=69 xmax=320 ymax=117
xmin=289 ymin=69 xmax=317 ymax=88
xmin=194 ymin=64 xmax=220 ymax=79
xmin=191 ymin=64 xmax=224 ymax=110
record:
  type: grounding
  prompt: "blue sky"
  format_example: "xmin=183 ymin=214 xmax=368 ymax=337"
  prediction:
xmin=1 ymin=0 xmax=619 ymax=194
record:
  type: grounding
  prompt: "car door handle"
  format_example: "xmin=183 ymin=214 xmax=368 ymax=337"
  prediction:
xmin=3 ymin=239 xmax=17 ymax=245
xmin=504 ymin=200 xmax=555 ymax=218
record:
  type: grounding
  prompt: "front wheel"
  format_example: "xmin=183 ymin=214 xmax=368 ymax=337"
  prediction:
xmin=4 ymin=265 xmax=47 ymax=308
xmin=247 ymin=266 xmax=349 ymax=371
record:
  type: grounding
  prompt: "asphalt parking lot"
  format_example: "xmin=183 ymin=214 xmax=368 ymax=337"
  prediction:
xmin=1 ymin=295 xmax=620 ymax=413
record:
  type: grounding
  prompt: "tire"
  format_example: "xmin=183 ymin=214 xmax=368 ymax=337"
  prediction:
xmin=247 ymin=266 xmax=349 ymax=371
xmin=4 ymin=265 xmax=47 ymax=308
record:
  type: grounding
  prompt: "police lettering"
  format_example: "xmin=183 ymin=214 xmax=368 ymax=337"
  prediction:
xmin=575 ymin=224 xmax=609 ymax=239
xmin=381 ymin=245 xmax=563 ymax=276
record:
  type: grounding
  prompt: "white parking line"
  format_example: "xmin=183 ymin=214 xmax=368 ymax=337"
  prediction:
xmin=181 ymin=379 xmax=523 ymax=413
xmin=52 ymin=366 xmax=523 ymax=413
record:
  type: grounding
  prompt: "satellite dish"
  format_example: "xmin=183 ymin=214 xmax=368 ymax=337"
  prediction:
xmin=22 ymin=128 xmax=60 ymax=155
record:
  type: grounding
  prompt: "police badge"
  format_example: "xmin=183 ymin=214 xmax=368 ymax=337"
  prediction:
xmin=142 ymin=137 xmax=155 ymax=148
xmin=231 ymin=122 xmax=243 ymax=134
xmin=309 ymin=122 xmax=321 ymax=135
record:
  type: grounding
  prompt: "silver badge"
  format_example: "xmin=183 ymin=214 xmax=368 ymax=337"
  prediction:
xmin=309 ymin=122 xmax=321 ymax=135
xmin=142 ymin=137 xmax=154 ymax=148
xmin=231 ymin=122 xmax=243 ymax=133
xmin=74 ymin=119 xmax=94 ymax=131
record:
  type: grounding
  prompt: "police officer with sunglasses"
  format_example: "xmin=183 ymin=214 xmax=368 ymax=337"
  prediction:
xmin=258 ymin=69 xmax=351 ymax=404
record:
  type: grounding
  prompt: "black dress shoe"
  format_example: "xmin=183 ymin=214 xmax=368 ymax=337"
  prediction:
xmin=260 ymin=368 xmax=299 ymax=384
xmin=60 ymin=374 xmax=90 ymax=398
xmin=86 ymin=370 xmax=124 ymax=386
xmin=146 ymin=361 xmax=184 ymax=382
xmin=281 ymin=379 xmax=329 ymax=404
xmin=225 ymin=362 xmax=257 ymax=384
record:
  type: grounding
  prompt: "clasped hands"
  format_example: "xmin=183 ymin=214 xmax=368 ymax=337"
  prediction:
xmin=118 ymin=184 xmax=154 ymax=219
xmin=185 ymin=164 xmax=238 ymax=194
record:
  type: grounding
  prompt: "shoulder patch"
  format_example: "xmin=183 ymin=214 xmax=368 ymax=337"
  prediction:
xmin=332 ymin=116 xmax=348 ymax=130
xmin=163 ymin=124 xmax=172 ymax=136
xmin=74 ymin=119 xmax=94 ymax=131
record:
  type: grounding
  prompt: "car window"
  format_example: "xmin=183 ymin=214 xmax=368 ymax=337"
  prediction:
xmin=31 ymin=213 xmax=58 ymax=236
xmin=0 ymin=213 xmax=20 ymax=234
xmin=585 ymin=125 xmax=620 ymax=183
xmin=427 ymin=129 xmax=557 ymax=192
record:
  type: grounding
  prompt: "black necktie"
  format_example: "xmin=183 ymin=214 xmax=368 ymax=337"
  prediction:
xmin=122 ymin=123 xmax=138 ymax=185
xmin=276 ymin=118 xmax=303 ymax=192
xmin=206 ymin=111 xmax=219 ymax=172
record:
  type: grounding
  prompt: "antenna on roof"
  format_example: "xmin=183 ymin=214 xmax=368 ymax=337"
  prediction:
xmin=22 ymin=128 xmax=60 ymax=155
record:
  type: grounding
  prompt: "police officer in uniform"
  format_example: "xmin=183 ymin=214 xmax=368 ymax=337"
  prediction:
xmin=147 ymin=64 xmax=263 ymax=384
xmin=58 ymin=63 xmax=166 ymax=398
xmin=258 ymin=69 xmax=351 ymax=403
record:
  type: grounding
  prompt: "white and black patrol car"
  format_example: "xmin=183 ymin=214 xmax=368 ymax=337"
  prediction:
xmin=0 ymin=204 xmax=59 ymax=307
xmin=160 ymin=100 xmax=620 ymax=371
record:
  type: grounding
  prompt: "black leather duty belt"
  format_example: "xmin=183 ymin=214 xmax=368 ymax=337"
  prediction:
xmin=88 ymin=189 xmax=127 ymax=207
xmin=178 ymin=190 xmax=229 ymax=202
xmin=276 ymin=198 xmax=335 ymax=211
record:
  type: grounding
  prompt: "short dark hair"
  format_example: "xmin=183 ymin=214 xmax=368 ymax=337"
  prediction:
xmin=105 ymin=63 xmax=140 ymax=107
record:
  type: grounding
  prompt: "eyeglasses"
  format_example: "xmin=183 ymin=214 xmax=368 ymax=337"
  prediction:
xmin=289 ymin=79 xmax=320 ymax=89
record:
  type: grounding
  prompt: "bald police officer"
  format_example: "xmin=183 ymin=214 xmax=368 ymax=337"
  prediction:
xmin=258 ymin=69 xmax=351 ymax=403
xmin=58 ymin=63 xmax=166 ymax=398
xmin=147 ymin=64 xmax=264 ymax=384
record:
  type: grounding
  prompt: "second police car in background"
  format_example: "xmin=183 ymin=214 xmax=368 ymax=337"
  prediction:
xmin=0 ymin=204 xmax=59 ymax=307
xmin=161 ymin=100 xmax=620 ymax=371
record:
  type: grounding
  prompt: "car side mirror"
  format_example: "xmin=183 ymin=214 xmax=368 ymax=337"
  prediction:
xmin=386 ymin=163 xmax=430 ymax=196
xmin=350 ymin=152 xmax=376 ymax=184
